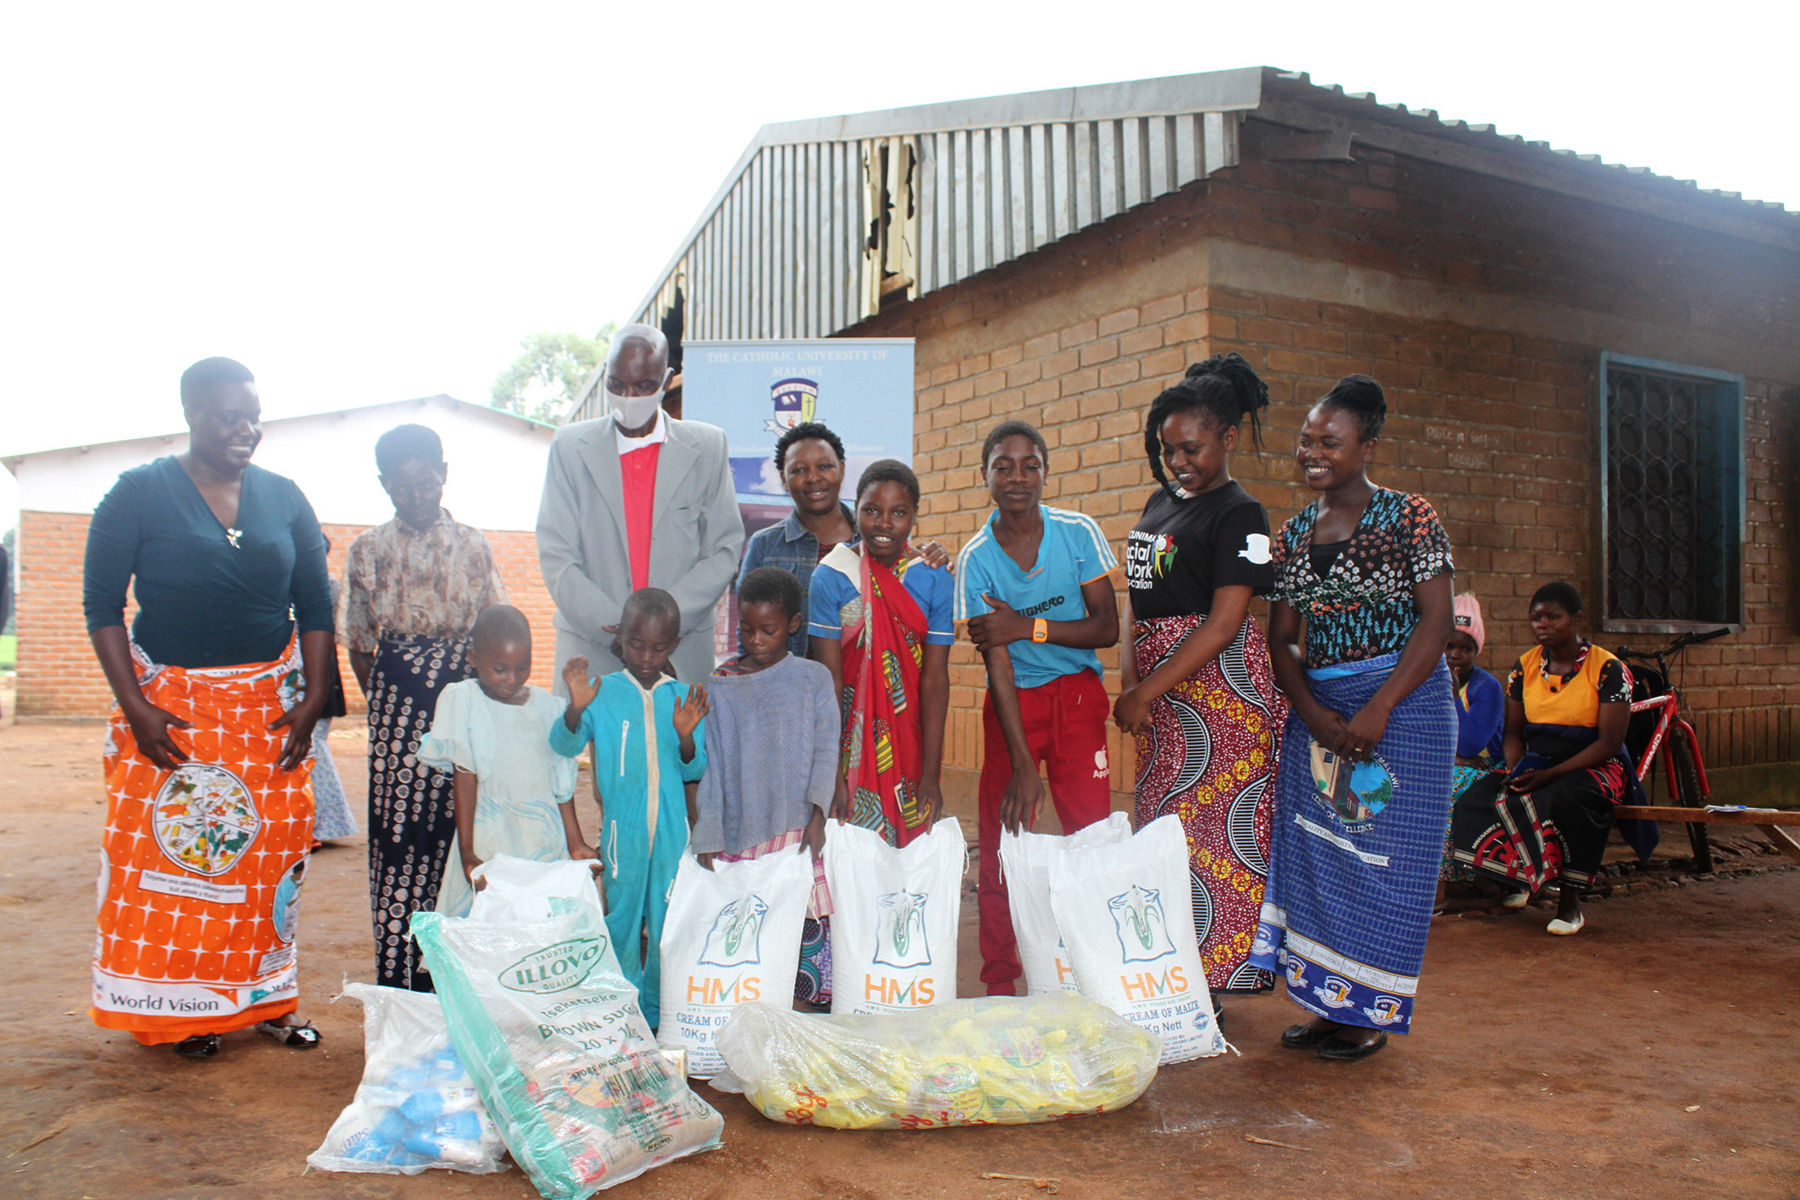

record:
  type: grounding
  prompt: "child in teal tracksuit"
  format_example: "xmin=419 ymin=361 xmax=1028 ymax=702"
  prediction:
xmin=551 ymin=587 xmax=708 ymax=1029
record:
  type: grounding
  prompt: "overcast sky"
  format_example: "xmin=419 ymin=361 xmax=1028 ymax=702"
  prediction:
xmin=2 ymin=0 xmax=1793 ymax=532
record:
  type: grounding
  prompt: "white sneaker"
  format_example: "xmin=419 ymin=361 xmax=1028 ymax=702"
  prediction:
xmin=1501 ymin=890 xmax=1531 ymax=909
xmin=1546 ymin=913 xmax=1585 ymax=936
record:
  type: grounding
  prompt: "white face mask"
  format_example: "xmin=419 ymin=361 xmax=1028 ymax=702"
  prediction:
xmin=608 ymin=385 xmax=664 ymax=431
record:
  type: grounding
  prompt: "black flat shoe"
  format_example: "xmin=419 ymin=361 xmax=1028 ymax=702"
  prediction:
xmin=1281 ymin=1023 xmax=1334 ymax=1049
xmin=175 ymin=1034 xmax=221 ymax=1058
xmin=1317 ymin=1032 xmax=1388 ymax=1060
xmin=255 ymin=1019 xmax=321 ymax=1048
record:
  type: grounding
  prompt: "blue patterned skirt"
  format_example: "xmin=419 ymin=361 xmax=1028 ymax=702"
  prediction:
xmin=1250 ymin=653 xmax=1456 ymax=1035
xmin=309 ymin=718 xmax=359 ymax=840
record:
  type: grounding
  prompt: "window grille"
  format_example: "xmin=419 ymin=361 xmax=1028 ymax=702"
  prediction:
xmin=1599 ymin=353 xmax=1743 ymax=630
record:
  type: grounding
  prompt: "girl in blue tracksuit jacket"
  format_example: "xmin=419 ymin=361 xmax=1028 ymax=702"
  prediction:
xmin=551 ymin=588 xmax=707 ymax=1028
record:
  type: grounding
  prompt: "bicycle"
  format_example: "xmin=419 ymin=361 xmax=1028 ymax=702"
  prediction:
xmin=1610 ymin=626 xmax=1730 ymax=873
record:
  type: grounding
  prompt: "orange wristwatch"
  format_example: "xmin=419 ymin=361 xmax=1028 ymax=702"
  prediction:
xmin=1031 ymin=618 xmax=1049 ymax=644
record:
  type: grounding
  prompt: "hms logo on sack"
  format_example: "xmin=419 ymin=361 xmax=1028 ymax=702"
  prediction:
xmin=697 ymin=895 xmax=769 ymax=968
xmin=873 ymin=891 xmax=931 ymax=968
xmin=1108 ymin=885 xmax=1176 ymax=963
xmin=501 ymin=937 xmax=605 ymax=994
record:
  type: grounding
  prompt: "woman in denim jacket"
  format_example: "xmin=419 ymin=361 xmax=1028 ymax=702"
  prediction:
xmin=738 ymin=422 xmax=946 ymax=658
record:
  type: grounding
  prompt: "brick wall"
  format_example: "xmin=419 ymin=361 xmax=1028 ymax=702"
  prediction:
xmin=14 ymin=513 xmax=556 ymax=719
xmin=851 ymin=136 xmax=1800 ymax=777
xmin=15 ymin=511 xmax=110 ymax=718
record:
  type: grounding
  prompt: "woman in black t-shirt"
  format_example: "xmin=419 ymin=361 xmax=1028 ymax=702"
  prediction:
xmin=1116 ymin=354 xmax=1289 ymax=994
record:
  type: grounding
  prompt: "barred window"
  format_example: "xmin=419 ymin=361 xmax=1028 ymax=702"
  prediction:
xmin=1600 ymin=353 xmax=1743 ymax=630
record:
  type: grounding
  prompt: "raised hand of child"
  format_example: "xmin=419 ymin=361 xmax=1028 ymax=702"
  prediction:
xmin=673 ymin=684 xmax=709 ymax=737
xmin=562 ymin=656 xmax=598 ymax=714
xmin=916 ymin=539 xmax=953 ymax=570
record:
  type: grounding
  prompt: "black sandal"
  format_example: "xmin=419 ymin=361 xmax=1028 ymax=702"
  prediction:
xmin=1281 ymin=1023 xmax=1335 ymax=1049
xmin=174 ymin=1034 xmax=221 ymax=1058
xmin=254 ymin=1019 xmax=321 ymax=1048
xmin=1317 ymin=1031 xmax=1388 ymax=1060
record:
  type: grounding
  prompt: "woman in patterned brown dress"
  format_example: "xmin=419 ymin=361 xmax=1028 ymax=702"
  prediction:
xmin=339 ymin=424 xmax=506 ymax=990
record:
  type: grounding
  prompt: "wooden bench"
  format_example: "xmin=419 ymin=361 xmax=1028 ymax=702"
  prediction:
xmin=1613 ymin=806 xmax=1800 ymax=864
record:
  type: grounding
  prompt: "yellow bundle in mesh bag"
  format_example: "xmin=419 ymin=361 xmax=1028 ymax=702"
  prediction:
xmin=712 ymin=993 xmax=1158 ymax=1130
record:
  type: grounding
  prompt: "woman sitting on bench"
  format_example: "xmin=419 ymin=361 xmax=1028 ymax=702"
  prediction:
xmin=1449 ymin=582 xmax=1643 ymax=936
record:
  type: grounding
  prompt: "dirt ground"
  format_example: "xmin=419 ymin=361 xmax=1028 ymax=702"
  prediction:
xmin=3 ymin=717 xmax=1797 ymax=1200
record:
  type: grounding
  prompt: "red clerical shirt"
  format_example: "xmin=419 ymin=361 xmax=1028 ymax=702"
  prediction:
xmin=618 ymin=443 xmax=660 ymax=592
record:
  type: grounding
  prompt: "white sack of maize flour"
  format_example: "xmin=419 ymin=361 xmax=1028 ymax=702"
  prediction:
xmin=412 ymin=862 xmax=722 ymax=1198
xmin=997 ymin=812 xmax=1133 ymax=996
xmin=657 ymin=846 xmax=812 ymax=1077
xmin=468 ymin=854 xmax=605 ymax=923
xmin=1048 ymin=813 xmax=1226 ymax=1064
xmin=823 ymin=817 xmax=965 ymax=1016
xmin=306 ymin=983 xmax=508 ymax=1175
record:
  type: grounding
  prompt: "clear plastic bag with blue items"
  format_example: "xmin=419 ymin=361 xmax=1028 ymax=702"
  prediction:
xmin=412 ymin=856 xmax=725 ymax=1198
xmin=307 ymin=982 xmax=509 ymax=1175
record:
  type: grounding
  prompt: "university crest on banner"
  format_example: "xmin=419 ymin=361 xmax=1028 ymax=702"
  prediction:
xmin=765 ymin=377 xmax=819 ymax=431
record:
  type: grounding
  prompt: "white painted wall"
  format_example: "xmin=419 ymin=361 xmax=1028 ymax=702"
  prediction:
xmin=4 ymin=396 xmax=554 ymax=531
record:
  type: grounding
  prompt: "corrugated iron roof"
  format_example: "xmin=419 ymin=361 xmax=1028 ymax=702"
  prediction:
xmin=1262 ymin=70 xmax=1790 ymax=215
xmin=574 ymin=67 xmax=1792 ymax=422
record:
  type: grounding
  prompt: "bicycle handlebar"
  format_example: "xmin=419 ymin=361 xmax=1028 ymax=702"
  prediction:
xmin=1613 ymin=626 xmax=1731 ymax=662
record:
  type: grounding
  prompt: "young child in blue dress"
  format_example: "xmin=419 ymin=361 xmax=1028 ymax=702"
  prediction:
xmin=417 ymin=604 xmax=590 ymax=919
xmin=551 ymin=587 xmax=708 ymax=1029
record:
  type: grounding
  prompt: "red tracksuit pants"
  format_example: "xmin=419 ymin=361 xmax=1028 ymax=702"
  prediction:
xmin=978 ymin=669 xmax=1115 ymax=994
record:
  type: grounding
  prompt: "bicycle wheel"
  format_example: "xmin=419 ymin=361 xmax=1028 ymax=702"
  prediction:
xmin=1668 ymin=731 xmax=1713 ymax=874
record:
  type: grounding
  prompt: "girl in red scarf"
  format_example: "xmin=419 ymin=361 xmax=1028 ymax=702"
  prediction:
xmin=807 ymin=460 xmax=955 ymax=845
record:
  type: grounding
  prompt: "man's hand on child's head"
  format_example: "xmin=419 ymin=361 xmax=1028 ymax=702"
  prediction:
xmin=673 ymin=684 xmax=709 ymax=736
xmin=562 ymin=656 xmax=598 ymax=710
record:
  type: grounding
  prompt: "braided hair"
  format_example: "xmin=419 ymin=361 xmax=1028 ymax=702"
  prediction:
xmin=1317 ymin=374 xmax=1387 ymax=441
xmin=1143 ymin=353 xmax=1270 ymax=496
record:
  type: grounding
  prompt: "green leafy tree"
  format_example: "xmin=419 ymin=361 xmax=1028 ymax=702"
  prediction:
xmin=490 ymin=324 xmax=615 ymax=423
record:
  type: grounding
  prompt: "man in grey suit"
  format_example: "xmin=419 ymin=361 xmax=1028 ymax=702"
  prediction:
xmin=537 ymin=324 xmax=743 ymax=685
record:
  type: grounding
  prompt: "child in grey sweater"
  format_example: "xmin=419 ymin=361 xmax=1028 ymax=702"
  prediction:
xmin=692 ymin=566 xmax=842 ymax=1005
